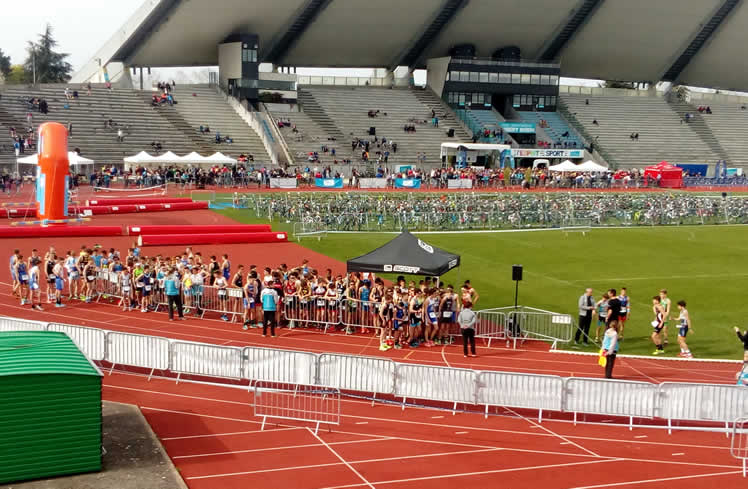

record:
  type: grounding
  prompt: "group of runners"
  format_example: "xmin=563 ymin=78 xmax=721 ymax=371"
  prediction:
xmin=7 ymin=244 xmax=482 ymax=352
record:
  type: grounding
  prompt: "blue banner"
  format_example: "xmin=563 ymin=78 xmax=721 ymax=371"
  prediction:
xmin=315 ymin=178 xmax=343 ymax=189
xmin=499 ymin=122 xmax=535 ymax=134
xmin=394 ymin=178 xmax=421 ymax=189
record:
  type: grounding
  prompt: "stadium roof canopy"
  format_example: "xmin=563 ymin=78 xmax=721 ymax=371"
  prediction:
xmin=75 ymin=0 xmax=748 ymax=91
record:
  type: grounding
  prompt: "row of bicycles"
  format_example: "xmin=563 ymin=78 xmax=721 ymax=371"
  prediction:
xmin=221 ymin=192 xmax=748 ymax=232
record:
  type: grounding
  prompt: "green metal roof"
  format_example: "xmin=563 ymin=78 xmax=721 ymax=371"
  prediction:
xmin=0 ymin=332 xmax=102 ymax=377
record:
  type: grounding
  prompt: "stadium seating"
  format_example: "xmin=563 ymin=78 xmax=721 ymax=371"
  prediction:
xmin=456 ymin=109 xmax=508 ymax=143
xmin=0 ymin=84 xmax=199 ymax=173
xmin=518 ymin=111 xmax=583 ymax=148
xmin=0 ymin=84 xmax=271 ymax=175
xmin=678 ymin=102 xmax=748 ymax=167
xmin=562 ymin=94 xmax=715 ymax=168
xmin=169 ymin=85 xmax=269 ymax=162
xmin=300 ymin=86 xmax=470 ymax=167
xmin=268 ymin=105 xmax=343 ymax=167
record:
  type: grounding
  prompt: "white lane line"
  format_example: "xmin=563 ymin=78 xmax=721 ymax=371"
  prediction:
xmin=503 ymin=407 xmax=600 ymax=458
xmin=431 ymin=415 xmax=444 ymax=419
xmin=355 ymin=421 xmax=369 ymax=425
xmin=317 ymin=459 xmax=621 ymax=489
xmin=672 ymin=453 xmax=685 ymax=456
xmin=162 ymin=426 xmax=300 ymax=441
xmin=634 ymin=435 xmax=648 ymax=439
xmin=441 ymin=345 xmax=451 ymax=367
xmin=566 ymin=469 xmax=744 ymax=489
xmin=455 ymin=431 xmax=469 ymax=435
xmin=307 ymin=427 xmax=376 ymax=489
xmin=173 ymin=437 xmax=395 ymax=460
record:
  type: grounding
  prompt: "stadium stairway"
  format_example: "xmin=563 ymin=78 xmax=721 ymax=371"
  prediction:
xmin=0 ymin=99 xmax=28 ymax=171
xmin=302 ymin=86 xmax=471 ymax=167
xmin=166 ymin=85 xmax=271 ymax=164
xmin=517 ymin=111 xmax=583 ymax=149
xmin=266 ymin=107 xmax=342 ymax=167
xmin=409 ymin=87 xmax=471 ymax=141
xmin=675 ymin=101 xmax=748 ymax=167
xmin=0 ymin=84 xmax=199 ymax=172
xmin=666 ymin=100 xmax=729 ymax=163
xmin=561 ymin=93 xmax=715 ymax=168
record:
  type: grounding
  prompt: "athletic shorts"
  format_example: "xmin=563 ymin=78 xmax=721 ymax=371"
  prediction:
xmin=653 ymin=325 xmax=663 ymax=334
xmin=10 ymin=271 xmax=17 ymax=281
xmin=47 ymin=275 xmax=56 ymax=284
xmin=183 ymin=288 xmax=192 ymax=297
xmin=142 ymin=286 xmax=151 ymax=297
xmin=244 ymin=298 xmax=255 ymax=309
xmin=55 ymin=277 xmax=64 ymax=291
xmin=30 ymin=282 xmax=39 ymax=290
xmin=597 ymin=318 xmax=606 ymax=327
xmin=393 ymin=320 xmax=401 ymax=331
xmin=678 ymin=326 xmax=689 ymax=337
xmin=410 ymin=318 xmax=421 ymax=327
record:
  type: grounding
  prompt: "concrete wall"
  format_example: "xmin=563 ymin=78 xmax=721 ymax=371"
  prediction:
xmin=218 ymin=42 xmax=242 ymax=89
xmin=426 ymin=57 xmax=451 ymax=98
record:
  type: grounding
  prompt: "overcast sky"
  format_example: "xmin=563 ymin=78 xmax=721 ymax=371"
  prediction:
xmin=0 ymin=0 xmax=142 ymax=70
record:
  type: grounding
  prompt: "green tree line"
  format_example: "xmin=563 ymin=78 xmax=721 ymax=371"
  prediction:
xmin=0 ymin=24 xmax=73 ymax=84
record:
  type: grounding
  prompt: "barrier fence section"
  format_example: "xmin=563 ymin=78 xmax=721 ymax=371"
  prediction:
xmin=243 ymin=346 xmax=317 ymax=385
xmin=94 ymin=271 xmax=123 ymax=304
xmin=474 ymin=310 xmax=507 ymax=346
xmin=171 ymin=341 xmax=243 ymax=381
xmin=339 ymin=298 xmax=382 ymax=333
xmin=394 ymin=364 xmax=477 ymax=412
xmin=659 ymin=383 xmax=748 ymax=434
xmin=477 ymin=371 xmax=564 ymax=422
xmin=317 ymin=353 xmax=396 ymax=397
xmin=283 ymin=297 xmax=344 ymax=332
xmin=732 ymin=417 xmax=748 ymax=477
xmin=48 ymin=323 xmax=106 ymax=361
xmin=254 ymin=381 xmax=341 ymax=435
xmin=511 ymin=310 xmax=574 ymax=349
xmin=565 ymin=378 xmax=658 ymax=430
xmin=106 ymin=331 xmax=170 ymax=379
xmin=1 ymin=315 xmax=746 ymax=435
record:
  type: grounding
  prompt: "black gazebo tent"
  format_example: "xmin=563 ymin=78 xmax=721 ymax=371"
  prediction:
xmin=346 ymin=231 xmax=460 ymax=276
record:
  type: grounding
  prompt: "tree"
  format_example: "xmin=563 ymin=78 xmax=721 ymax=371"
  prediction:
xmin=23 ymin=24 xmax=72 ymax=84
xmin=0 ymin=48 xmax=10 ymax=77
xmin=5 ymin=65 xmax=26 ymax=84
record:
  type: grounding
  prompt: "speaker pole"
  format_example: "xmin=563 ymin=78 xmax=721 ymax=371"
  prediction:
xmin=514 ymin=279 xmax=519 ymax=310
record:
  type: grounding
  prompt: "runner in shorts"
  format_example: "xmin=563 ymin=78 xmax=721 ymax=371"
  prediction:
xmin=53 ymin=257 xmax=65 ymax=308
xmin=138 ymin=266 xmax=152 ymax=313
xmin=64 ymin=251 xmax=79 ymax=300
xmin=15 ymin=255 xmax=28 ymax=305
xmin=659 ymin=289 xmax=671 ymax=346
xmin=438 ymin=285 xmax=458 ymax=345
xmin=408 ymin=289 xmax=425 ymax=348
xmin=10 ymin=249 xmax=20 ymax=298
xmin=378 ymin=293 xmax=395 ymax=351
xmin=651 ymin=296 xmax=665 ymax=355
xmin=734 ymin=326 xmax=748 ymax=384
xmin=213 ymin=271 xmax=229 ymax=321
xmin=676 ymin=300 xmax=693 ymax=358
xmin=119 ymin=267 xmax=133 ymax=311
xmin=243 ymin=272 xmax=260 ymax=329
xmin=45 ymin=251 xmax=57 ymax=303
xmin=358 ymin=279 xmax=371 ymax=334
xmin=28 ymin=258 xmax=42 ymax=311
xmin=392 ymin=298 xmax=407 ymax=349
xmin=594 ymin=292 xmax=609 ymax=342
xmin=82 ymin=260 xmax=96 ymax=303
xmin=424 ymin=288 xmax=440 ymax=347
xmin=618 ymin=287 xmax=630 ymax=339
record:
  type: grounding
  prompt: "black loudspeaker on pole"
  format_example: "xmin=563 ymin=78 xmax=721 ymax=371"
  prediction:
xmin=512 ymin=265 xmax=522 ymax=309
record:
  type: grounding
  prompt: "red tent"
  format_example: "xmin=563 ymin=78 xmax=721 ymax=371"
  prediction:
xmin=644 ymin=161 xmax=683 ymax=188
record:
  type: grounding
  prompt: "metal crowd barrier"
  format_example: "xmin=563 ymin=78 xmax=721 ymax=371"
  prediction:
xmin=474 ymin=310 xmax=507 ymax=346
xmin=732 ymin=417 xmax=748 ymax=477
xmin=283 ymin=296 xmax=343 ymax=331
xmin=254 ymin=381 xmax=341 ymax=435
xmin=659 ymin=383 xmax=748 ymax=434
xmin=566 ymin=378 xmax=658 ymax=430
xmin=477 ymin=371 xmax=564 ymax=422
xmin=1 ymin=315 xmax=746 ymax=435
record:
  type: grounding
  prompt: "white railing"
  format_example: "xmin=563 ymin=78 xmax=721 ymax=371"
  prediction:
xmin=2 ymin=315 xmax=745 ymax=434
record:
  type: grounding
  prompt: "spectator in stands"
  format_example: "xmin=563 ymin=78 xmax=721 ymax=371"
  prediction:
xmin=215 ymin=132 xmax=222 ymax=144
xmin=592 ymin=119 xmax=599 ymax=126
xmin=87 ymin=82 xmax=92 ymax=96
xmin=585 ymin=99 xmax=589 ymax=105
xmin=72 ymin=90 xmax=79 ymax=100
xmin=39 ymin=99 xmax=48 ymax=114
xmin=64 ymin=87 xmax=71 ymax=100
xmin=117 ymin=129 xmax=125 ymax=143
xmin=706 ymin=106 xmax=712 ymax=114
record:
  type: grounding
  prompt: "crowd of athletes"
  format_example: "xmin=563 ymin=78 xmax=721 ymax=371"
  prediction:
xmin=8 ymin=245 xmax=481 ymax=355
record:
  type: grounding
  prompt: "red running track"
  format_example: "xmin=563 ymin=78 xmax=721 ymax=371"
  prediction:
xmin=0 ymin=196 xmax=741 ymax=384
xmin=102 ymin=370 xmax=747 ymax=489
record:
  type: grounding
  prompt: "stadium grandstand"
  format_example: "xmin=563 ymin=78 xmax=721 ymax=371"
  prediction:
xmin=4 ymin=0 xmax=748 ymax=177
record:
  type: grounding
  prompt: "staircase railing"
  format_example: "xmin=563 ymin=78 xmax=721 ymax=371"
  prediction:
xmin=214 ymin=85 xmax=286 ymax=167
xmin=259 ymin=102 xmax=295 ymax=168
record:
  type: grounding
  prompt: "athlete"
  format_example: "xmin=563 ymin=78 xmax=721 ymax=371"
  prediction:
xmin=119 ymin=267 xmax=133 ymax=311
xmin=651 ymin=295 xmax=665 ymax=355
xmin=461 ymin=280 xmax=479 ymax=307
xmin=15 ymin=255 xmax=28 ymax=305
xmin=213 ymin=271 xmax=229 ymax=321
xmin=438 ymin=285 xmax=459 ymax=345
xmin=676 ymin=300 xmax=693 ymax=358
xmin=137 ymin=265 xmax=153 ymax=313
xmin=424 ymin=288 xmax=440 ymax=347
xmin=659 ymin=289 xmax=672 ymax=346
xmin=358 ymin=279 xmax=371 ymax=334
xmin=284 ymin=272 xmax=299 ymax=330
xmin=221 ymin=254 xmax=231 ymax=282
xmin=618 ymin=287 xmax=630 ymax=339
xmin=378 ymin=293 xmax=395 ymax=351
xmin=28 ymin=258 xmax=43 ymax=311
xmin=243 ymin=271 xmax=260 ymax=329
xmin=10 ymin=249 xmax=20 ymax=298
xmin=52 ymin=257 xmax=65 ymax=308
xmin=594 ymin=292 xmax=609 ymax=342
xmin=408 ymin=289 xmax=425 ymax=347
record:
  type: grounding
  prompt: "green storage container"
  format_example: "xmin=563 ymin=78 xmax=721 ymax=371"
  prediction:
xmin=0 ymin=331 xmax=103 ymax=484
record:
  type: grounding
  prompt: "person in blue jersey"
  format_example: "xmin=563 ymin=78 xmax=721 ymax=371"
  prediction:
xmin=392 ymin=296 xmax=407 ymax=349
xmin=15 ymin=254 xmax=28 ymax=306
xmin=243 ymin=271 xmax=260 ymax=329
xmin=137 ymin=265 xmax=153 ymax=313
xmin=164 ymin=267 xmax=184 ymax=321
xmin=52 ymin=257 xmax=65 ymax=308
xmin=601 ymin=320 xmax=620 ymax=379
xmin=260 ymin=280 xmax=279 ymax=337
xmin=221 ymin=254 xmax=231 ymax=281
xmin=64 ymin=251 xmax=80 ymax=301
xmin=358 ymin=279 xmax=371 ymax=334
xmin=618 ymin=287 xmax=630 ymax=339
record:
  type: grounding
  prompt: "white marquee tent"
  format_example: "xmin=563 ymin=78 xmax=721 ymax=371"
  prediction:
xmin=122 ymin=151 xmax=236 ymax=170
xmin=16 ymin=152 xmax=95 ymax=175
xmin=576 ymin=160 xmax=609 ymax=173
xmin=548 ymin=160 xmax=579 ymax=172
